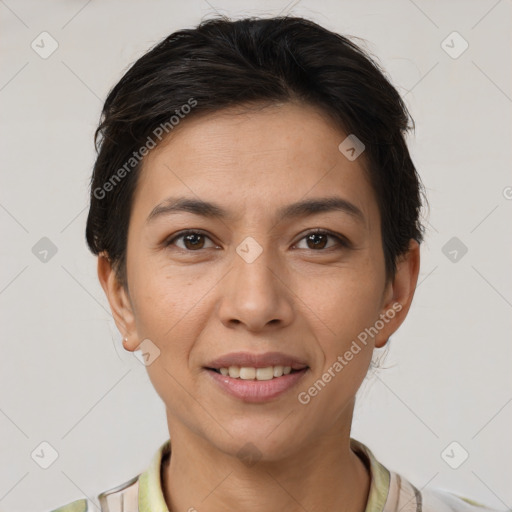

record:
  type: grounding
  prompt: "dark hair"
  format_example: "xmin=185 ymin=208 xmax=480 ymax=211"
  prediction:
xmin=86 ymin=15 xmax=425 ymax=290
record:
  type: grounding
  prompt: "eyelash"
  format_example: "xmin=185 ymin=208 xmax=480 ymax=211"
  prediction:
xmin=164 ymin=229 xmax=350 ymax=252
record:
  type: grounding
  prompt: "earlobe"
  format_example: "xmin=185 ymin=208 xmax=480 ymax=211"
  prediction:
xmin=97 ymin=253 xmax=139 ymax=351
xmin=374 ymin=240 xmax=421 ymax=348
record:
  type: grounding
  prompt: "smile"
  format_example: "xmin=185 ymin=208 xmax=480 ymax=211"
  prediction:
xmin=212 ymin=365 xmax=294 ymax=380
xmin=205 ymin=366 xmax=309 ymax=403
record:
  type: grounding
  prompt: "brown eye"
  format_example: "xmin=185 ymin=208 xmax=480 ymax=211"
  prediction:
xmin=182 ymin=233 xmax=205 ymax=250
xmin=305 ymin=232 xmax=328 ymax=249
xmin=166 ymin=230 xmax=216 ymax=251
xmin=295 ymin=230 xmax=348 ymax=251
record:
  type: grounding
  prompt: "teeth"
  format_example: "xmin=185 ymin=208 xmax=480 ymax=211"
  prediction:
xmin=273 ymin=365 xmax=283 ymax=377
xmin=216 ymin=365 xmax=298 ymax=380
xmin=228 ymin=366 xmax=240 ymax=378
xmin=239 ymin=367 xmax=256 ymax=380
xmin=256 ymin=367 xmax=274 ymax=380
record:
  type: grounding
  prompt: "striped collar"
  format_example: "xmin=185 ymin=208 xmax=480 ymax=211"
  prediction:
xmin=138 ymin=437 xmax=391 ymax=512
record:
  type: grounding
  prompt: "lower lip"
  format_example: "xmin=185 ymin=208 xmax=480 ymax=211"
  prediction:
xmin=205 ymin=368 xmax=308 ymax=403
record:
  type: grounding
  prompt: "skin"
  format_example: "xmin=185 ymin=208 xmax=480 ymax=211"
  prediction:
xmin=98 ymin=101 xmax=420 ymax=512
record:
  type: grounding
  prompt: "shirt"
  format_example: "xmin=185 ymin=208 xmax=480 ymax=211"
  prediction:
xmin=48 ymin=437 xmax=505 ymax=512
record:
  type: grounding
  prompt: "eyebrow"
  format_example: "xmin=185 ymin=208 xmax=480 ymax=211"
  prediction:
xmin=146 ymin=195 xmax=365 ymax=225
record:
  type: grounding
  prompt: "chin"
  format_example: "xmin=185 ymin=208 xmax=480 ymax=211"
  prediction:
xmin=211 ymin=421 xmax=306 ymax=464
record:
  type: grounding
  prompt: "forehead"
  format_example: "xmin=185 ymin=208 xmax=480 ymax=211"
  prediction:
xmin=131 ymin=102 xmax=379 ymax=230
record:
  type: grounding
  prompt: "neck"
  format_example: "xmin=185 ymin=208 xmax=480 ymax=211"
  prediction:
xmin=162 ymin=420 xmax=371 ymax=512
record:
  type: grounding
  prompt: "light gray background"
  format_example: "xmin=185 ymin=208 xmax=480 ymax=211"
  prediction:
xmin=1 ymin=1 xmax=511 ymax=511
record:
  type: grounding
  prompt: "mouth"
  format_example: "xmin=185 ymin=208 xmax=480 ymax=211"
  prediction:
xmin=205 ymin=365 xmax=307 ymax=381
xmin=204 ymin=363 xmax=309 ymax=403
xmin=203 ymin=351 xmax=310 ymax=402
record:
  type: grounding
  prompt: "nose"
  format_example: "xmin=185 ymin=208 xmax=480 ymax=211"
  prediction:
xmin=217 ymin=240 xmax=294 ymax=332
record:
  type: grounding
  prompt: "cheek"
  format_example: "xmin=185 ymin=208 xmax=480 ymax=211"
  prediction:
xmin=301 ymin=263 xmax=384 ymax=343
xmin=131 ymin=274 xmax=201 ymax=408
xmin=128 ymin=255 xmax=209 ymax=337
xmin=127 ymin=259 xmax=219 ymax=380
xmin=295 ymin=270 xmax=381 ymax=422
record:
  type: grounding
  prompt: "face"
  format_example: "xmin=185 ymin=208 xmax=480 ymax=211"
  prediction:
xmin=99 ymin=101 xmax=419 ymax=461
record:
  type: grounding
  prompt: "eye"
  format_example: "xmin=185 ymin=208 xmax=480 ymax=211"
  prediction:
xmin=294 ymin=229 xmax=349 ymax=251
xmin=164 ymin=229 xmax=349 ymax=252
xmin=165 ymin=230 xmax=218 ymax=251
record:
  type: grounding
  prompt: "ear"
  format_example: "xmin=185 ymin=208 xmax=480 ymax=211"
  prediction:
xmin=374 ymin=239 xmax=421 ymax=348
xmin=97 ymin=253 xmax=139 ymax=351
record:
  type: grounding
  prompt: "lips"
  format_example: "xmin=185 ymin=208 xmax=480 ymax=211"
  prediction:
xmin=205 ymin=351 xmax=309 ymax=371
xmin=206 ymin=364 xmax=309 ymax=402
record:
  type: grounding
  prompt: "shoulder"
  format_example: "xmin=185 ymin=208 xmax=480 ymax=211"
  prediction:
xmin=350 ymin=438 xmax=504 ymax=512
xmin=47 ymin=499 xmax=89 ymax=512
xmin=391 ymin=471 xmax=505 ymax=512
xmin=46 ymin=438 xmax=171 ymax=512
xmin=421 ymin=485 xmax=506 ymax=512
xmin=47 ymin=474 xmax=140 ymax=512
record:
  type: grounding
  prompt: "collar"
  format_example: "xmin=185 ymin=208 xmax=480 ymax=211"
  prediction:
xmin=350 ymin=438 xmax=391 ymax=511
xmin=138 ymin=437 xmax=391 ymax=512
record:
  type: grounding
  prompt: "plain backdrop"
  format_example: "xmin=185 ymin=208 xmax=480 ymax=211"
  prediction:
xmin=1 ymin=1 xmax=511 ymax=511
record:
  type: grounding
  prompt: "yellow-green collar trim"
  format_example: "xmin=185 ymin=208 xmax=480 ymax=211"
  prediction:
xmin=138 ymin=438 xmax=391 ymax=512
xmin=350 ymin=438 xmax=391 ymax=512
xmin=138 ymin=438 xmax=170 ymax=512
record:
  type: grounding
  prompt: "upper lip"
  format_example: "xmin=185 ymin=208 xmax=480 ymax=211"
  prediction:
xmin=205 ymin=351 xmax=309 ymax=370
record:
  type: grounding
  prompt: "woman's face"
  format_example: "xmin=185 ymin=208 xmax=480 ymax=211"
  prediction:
xmin=100 ymin=102 xmax=418 ymax=461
